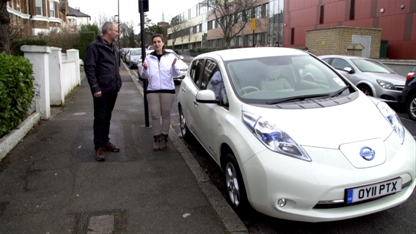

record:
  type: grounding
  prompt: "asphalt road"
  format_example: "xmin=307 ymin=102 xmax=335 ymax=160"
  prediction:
xmin=127 ymin=62 xmax=416 ymax=234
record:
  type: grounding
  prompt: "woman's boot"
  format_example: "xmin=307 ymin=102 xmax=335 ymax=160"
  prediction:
xmin=153 ymin=135 xmax=161 ymax=151
xmin=159 ymin=134 xmax=168 ymax=150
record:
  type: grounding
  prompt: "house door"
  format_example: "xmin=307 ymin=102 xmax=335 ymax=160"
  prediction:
xmin=352 ymin=35 xmax=371 ymax=58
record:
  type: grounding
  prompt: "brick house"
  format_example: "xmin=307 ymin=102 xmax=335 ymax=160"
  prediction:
xmin=7 ymin=0 xmax=90 ymax=36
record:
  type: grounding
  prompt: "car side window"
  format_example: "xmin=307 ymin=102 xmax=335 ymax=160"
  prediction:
xmin=331 ymin=58 xmax=352 ymax=71
xmin=201 ymin=60 xmax=217 ymax=90
xmin=322 ymin=58 xmax=331 ymax=63
xmin=190 ymin=59 xmax=204 ymax=88
xmin=201 ymin=59 xmax=229 ymax=107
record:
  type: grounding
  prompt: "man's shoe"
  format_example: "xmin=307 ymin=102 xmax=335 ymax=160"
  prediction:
xmin=104 ymin=142 xmax=120 ymax=152
xmin=95 ymin=148 xmax=105 ymax=161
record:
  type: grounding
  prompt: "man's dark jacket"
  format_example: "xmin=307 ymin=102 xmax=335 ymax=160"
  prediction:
xmin=85 ymin=36 xmax=122 ymax=94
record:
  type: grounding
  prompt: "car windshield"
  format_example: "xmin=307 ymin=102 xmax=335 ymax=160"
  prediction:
xmin=351 ymin=59 xmax=394 ymax=74
xmin=130 ymin=49 xmax=142 ymax=55
xmin=224 ymin=55 xmax=350 ymax=104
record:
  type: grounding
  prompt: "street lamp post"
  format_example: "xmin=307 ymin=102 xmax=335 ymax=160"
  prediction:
xmin=118 ymin=0 xmax=120 ymax=47
xmin=116 ymin=0 xmax=120 ymax=66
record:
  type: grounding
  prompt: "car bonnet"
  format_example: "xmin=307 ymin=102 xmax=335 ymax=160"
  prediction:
xmin=175 ymin=59 xmax=188 ymax=69
xmin=241 ymin=94 xmax=394 ymax=149
xmin=360 ymin=72 xmax=406 ymax=85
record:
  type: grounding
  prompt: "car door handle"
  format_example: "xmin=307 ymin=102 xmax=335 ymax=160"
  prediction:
xmin=193 ymin=99 xmax=199 ymax=106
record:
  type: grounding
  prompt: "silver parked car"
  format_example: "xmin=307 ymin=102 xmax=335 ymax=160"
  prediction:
xmin=125 ymin=48 xmax=144 ymax=69
xmin=319 ymin=55 xmax=405 ymax=103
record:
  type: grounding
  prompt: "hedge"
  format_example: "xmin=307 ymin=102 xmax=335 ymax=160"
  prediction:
xmin=0 ymin=52 xmax=35 ymax=138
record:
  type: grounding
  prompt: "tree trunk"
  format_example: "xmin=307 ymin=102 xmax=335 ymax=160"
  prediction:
xmin=0 ymin=0 xmax=11 ymax=54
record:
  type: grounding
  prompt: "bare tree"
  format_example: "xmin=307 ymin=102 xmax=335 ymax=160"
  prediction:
xmin=0 ymin=0 xmax=11 ymax=54
xmin=168 ymin=16 xmax=184 ymax=50
xmin=201 ymin=0 xmax=257 ymax=48
xmin=95 ymin=12 xmax=118 ymax=28
xmin=183 ymin=21 xmax=194 ymax=49
xmin=119 ymin=21 xmax=136 ymax=48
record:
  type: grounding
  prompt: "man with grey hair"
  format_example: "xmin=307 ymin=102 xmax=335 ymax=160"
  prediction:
xmin=85 ymin=22 xmax=122 ymax=161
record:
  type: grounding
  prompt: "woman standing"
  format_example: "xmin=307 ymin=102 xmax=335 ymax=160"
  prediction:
xmin=140 ymin=34 xmax=180 ymax=150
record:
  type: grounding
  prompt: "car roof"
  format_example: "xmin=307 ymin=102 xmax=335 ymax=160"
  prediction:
xmin=194 ymin=47 xmax=307 ymax=61
xmin=319 ymin=55 xmax=371 ymax=60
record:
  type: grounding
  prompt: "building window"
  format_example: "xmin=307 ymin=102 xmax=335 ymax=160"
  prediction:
xmin=255 ymin=6 xmax=261 ymax=18
xmin=238 ymin=36 xmax=242 ymax=46
xmin=49 ymin=1 xmax=55 ymax=17
xmin=244 ymin=9 xmax=251 ymax=21
xmin=36 ymin=0 xmax=42 ymax=15
xmin=319 ymin=5 xmax=324 ymax=24
xmin=291 ymin=28 xmax=295 ymax=44
xmin=256 ymin=34 xmax=263 ymax=46
xmin=264 ymin=3 xmax=269 ymax=18
xmin=349 ymin=0 xmax=355 ymax=20
xmin=237 ymin=12 xmax=242 ymax=22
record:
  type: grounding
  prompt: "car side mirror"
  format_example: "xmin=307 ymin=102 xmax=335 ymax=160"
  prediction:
xmin=179 ymin=55 xmax=184 ymax=60
xmin=196 ymin=90 xmax=218 ymax=104
xmin=344 ymin=67 xmax=354 ymax=74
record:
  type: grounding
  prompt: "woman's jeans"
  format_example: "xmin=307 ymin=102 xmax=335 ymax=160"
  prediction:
xmin=147 ymin=93 xmax=175 ymax=136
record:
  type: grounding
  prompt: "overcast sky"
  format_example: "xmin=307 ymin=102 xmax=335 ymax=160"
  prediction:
xmin=69 ymin=0 xmax=201 ymax=29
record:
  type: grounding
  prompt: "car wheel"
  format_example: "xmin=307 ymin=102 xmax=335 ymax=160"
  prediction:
xmin=357 ymin=84 xmax=373 ymax=96
xmin=406 ymin=93 xmax=416 ymax=121
xmin=178 ymin=104 xmax=191 ymax=140
xmin=223 ymin=153 xmax=250 ymax=212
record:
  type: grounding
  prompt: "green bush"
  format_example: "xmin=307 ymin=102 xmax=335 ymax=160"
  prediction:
xmin=10 ymin=38 xmax=49 ymax=56
xmin=0 ymin=52 xmax=35 ymax=138
xmin=76 ymin=31 xmax=96 ymax=61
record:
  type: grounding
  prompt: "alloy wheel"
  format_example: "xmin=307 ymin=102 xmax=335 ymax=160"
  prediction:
xmin=225 ymin=162 xmax=241 ymax=207
xmin=179 ymin=106 xmax=188 ymax=139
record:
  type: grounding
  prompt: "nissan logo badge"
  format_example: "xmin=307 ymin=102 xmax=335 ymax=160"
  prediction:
xmin=360 ymin=147 xmax=375 ymax=161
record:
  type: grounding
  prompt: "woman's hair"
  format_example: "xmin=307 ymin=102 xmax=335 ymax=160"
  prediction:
xmin=152 ymin=34 xmax=165 ymax=51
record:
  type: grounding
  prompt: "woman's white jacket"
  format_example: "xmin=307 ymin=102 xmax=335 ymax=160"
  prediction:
xmin=140 ymin=51 xmax=180 ymax=91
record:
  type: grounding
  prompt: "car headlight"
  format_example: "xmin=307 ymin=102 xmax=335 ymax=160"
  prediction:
xmin=131 ymin=58 xmax=138 ymax=62
xmin=377 ymin=79 xmax=396 ymax=90
xmin=242 ymin=112 xmax=311 ymax=161
xmin=377 ymin=101 xmax=405 ymax=144
xmin=180 ymin=68 xmax=188 ymax=72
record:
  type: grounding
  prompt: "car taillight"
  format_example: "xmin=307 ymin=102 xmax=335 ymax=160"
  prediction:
xmin=406 ymin=72 xmax=415 ymax=81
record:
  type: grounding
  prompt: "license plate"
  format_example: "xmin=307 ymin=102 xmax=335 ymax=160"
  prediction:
xmin=346 ymin=178 xmax=402 ymax=204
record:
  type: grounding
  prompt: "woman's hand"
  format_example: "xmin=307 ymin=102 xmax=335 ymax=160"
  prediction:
xmin=142 ymin=62 xmax=148 ymax=70
xmin=172 ymin=58 xmax=177 ymax=66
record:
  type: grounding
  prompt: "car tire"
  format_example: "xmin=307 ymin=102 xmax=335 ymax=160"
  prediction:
xmin=406 ymin=93 xmax=416 ymax=121
xmin=178 ymin=104 xmax=191 ymax=140
xmin=357 ymin=84 xmax=373 ymax=96
xmin=223 ymin=153 xmax=250 ymax=212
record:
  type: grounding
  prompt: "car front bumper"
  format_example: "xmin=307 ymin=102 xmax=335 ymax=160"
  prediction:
xmin=241 ymin=129 xmax=416 ymax=222
xmin=375 ymin=88 xmax=403 ymax=103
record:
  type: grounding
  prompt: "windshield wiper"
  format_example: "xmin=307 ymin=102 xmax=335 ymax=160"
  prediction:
xmin=266 ymin=94 xmax=330 ymax=105
xmin=329 ymin=85 xmax=350 ymax=97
